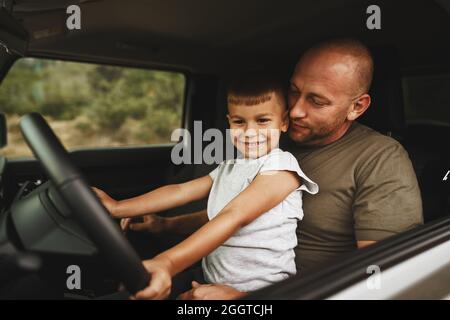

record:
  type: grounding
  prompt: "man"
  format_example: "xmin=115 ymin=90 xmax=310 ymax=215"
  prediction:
xmin=127 ymin=38 xmax=423 ymax=299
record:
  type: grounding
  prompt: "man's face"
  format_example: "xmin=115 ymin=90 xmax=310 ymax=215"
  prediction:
xmin=227 ymin=94 xmax=288 ymax=159
xmin=288 ymin=52 xmax=358 ymax=146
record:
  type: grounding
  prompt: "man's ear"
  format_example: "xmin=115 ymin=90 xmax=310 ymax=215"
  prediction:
xmin=281 ymin=110 xmax=289 ymax=132
xmin=347 ymin=94 xmax=371 ymax=121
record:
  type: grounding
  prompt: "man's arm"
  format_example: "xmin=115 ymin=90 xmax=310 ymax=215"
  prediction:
xmin=164 ymin=209 xmax=210 ymax=235
xmin=127 ymin=209 xmax=209 ymax=235
xmin=178 ymin=281 xmax=246 ymax=300
xmin=353 ymin=140 xmax=423 ymax=243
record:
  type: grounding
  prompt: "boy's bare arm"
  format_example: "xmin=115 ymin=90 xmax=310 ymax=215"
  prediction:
xmin=107 ymin=175 xmax=213 ymax=219
xmin=136 ymin=170 xmax=301 ymax=299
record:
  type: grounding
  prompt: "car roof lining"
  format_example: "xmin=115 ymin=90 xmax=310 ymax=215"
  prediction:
xmin=6 ymin=0 xmax=450 ymax=74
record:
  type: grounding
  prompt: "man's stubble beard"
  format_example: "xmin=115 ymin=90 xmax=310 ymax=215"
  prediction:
xmin=288 ymin=116 xmax=347 ymax=146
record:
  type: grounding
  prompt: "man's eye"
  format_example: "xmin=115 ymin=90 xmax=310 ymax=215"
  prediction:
xmin=310 ymin=98 xmax=326 ymax=107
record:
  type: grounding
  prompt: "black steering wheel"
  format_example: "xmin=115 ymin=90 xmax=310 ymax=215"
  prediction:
xmin=19 ymin=113 xmax=149 ymax=294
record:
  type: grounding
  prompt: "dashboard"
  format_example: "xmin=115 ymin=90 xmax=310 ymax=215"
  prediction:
xmin=7 ymin=180 xmax=96 ymax=256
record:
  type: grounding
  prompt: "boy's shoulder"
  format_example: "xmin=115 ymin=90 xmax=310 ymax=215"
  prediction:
xmin=263 ymin=148 xmax=299 ymax=165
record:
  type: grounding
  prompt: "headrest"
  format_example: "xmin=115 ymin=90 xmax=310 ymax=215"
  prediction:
xmin=358 ymin=46 xmax=405 ymax=135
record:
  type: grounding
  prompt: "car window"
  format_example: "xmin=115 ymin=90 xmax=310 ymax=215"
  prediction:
xmin=0 ymin=58 xmax=185 ymax=158
xmin=402 ymin=73 xmax=450 ymax=126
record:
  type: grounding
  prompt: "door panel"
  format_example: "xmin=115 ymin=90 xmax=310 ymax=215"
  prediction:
xmin=6 ymin=144 xmax=176 ymax=203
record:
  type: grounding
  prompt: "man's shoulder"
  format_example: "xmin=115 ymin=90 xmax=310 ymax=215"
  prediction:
xmin=348 ymin=122 xmax=405 ymax=155
xmin=349 ymin=123 xmax=413 ymax=177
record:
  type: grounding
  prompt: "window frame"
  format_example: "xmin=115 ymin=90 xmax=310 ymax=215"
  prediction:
xmin=401 ymin=70 xmax=450 ymax=127
xmin=0 ymin=55 xmax=190 ymax=158
xmin=246 ymin=216 xmax=450 ymax=300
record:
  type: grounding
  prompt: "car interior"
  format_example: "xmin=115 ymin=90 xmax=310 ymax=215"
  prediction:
xmin=0 ymin=0 xmax=449 ymax=299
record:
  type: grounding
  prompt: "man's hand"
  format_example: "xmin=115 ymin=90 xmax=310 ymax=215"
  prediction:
xmin=134 ymin=258 xmax=173 ymax=300
xmin=177 ymin=281 xmax=245 ymax=300
xmin=122 ymin=214 xmax=168 ymax=233
xmin=92 ymin=187 xmax=118 ymax=216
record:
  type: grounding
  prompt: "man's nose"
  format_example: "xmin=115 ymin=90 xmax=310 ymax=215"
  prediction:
xmin=289 ymin=97 xmax=307 ymax=120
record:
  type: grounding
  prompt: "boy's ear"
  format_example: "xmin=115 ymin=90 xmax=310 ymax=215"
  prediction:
xmin=281 ymin=111 xmax=289 ymax=132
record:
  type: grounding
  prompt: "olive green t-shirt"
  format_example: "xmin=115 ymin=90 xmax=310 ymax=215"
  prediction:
xmin=282 ymin=122 xmax=423 ymax=272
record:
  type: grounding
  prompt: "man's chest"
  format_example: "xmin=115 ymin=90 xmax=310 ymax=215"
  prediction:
xmin=295 ymin=149 xmax=360 ymax=238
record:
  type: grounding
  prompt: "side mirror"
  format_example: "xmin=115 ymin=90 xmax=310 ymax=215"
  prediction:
xmin=0 ymin=113 xmax=6 ymax=148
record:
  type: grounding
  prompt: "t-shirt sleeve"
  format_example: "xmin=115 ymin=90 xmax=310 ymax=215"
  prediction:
xmin=208 ymin=164 xmax=221 ymax=181
xmin=353 ymin=142 xmax=424 ymax=241
xmin=259 ymin=151 xmax=319 ymax=195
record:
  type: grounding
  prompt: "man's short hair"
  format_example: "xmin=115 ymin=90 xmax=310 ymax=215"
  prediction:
xmin=305 ymin=38 xmax=374 ymax=94
xmin=227 ymin=73 xmax=287 ymax=107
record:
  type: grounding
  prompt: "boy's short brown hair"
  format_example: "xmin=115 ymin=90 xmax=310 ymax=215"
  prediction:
xmin=227 ymin=73 xmax=287 ymax=107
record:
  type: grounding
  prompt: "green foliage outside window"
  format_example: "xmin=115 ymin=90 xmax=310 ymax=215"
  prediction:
xmin=0 ymin=58 xmax=185 ymax=157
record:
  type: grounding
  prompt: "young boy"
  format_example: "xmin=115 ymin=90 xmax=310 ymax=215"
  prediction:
xmin=94 ymin=74 xmax=318 ymax=299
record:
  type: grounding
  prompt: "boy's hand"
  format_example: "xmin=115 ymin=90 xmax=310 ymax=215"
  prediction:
xmin=91 ymin=187 xmax=118 ymax=217
xmin=134 ymin=258 xmax=173 ymax=300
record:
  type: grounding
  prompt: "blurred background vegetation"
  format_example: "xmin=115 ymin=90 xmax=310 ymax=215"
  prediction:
xmin=0 ymin=58 xmax=185 ymax=157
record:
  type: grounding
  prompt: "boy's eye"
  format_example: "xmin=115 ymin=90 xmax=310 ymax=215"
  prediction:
xmin=232 ymin=119 xmax=244 ymax=124
xmin=257 ymin=118 xmax=270 ymax=123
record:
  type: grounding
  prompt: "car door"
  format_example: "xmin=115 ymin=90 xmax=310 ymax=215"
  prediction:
xmin=0 ymin=53 xmax=221 ymax=256
xmin=0 ymin=56 xmax=185 ymax=201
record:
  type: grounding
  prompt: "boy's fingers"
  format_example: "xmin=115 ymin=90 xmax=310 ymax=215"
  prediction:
xmin=135 ymin=275 xmax=169 ymax=300
xmin=191 ymin=281 xmax=200 ymax=288
xmin=135 ymin=286 xmax=157 ymax=300
xmin=92 ymin=186 xmax=102 ymax=194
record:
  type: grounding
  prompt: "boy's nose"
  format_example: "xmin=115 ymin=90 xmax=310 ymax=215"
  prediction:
xmin=244 ymin=128 xmax=258 ymax=138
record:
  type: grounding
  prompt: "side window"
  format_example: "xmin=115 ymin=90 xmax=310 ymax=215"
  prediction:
xmin=0 ymin=58 xmax=185 ymax=158
xmin=402 ymin=73 xmax=450 ymax=126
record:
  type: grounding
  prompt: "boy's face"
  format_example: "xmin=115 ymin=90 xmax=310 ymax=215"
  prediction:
xmin=227 ymin=93 xmax=288 ymax=159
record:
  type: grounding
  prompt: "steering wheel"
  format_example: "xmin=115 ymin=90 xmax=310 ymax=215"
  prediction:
xmin=19 ymin=113 xmax=150 ymax=294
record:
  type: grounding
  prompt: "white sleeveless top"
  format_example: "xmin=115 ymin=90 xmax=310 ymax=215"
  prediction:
xmin=202 ymin=148 xmax=318 ymax=291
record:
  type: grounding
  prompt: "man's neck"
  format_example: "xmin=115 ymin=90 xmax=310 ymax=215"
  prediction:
xmin=315 ymin=121 xmax=354 ymax=147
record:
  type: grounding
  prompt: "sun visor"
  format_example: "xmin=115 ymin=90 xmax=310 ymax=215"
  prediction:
xmin=0 ymin=7 xmax=28 ymax=56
